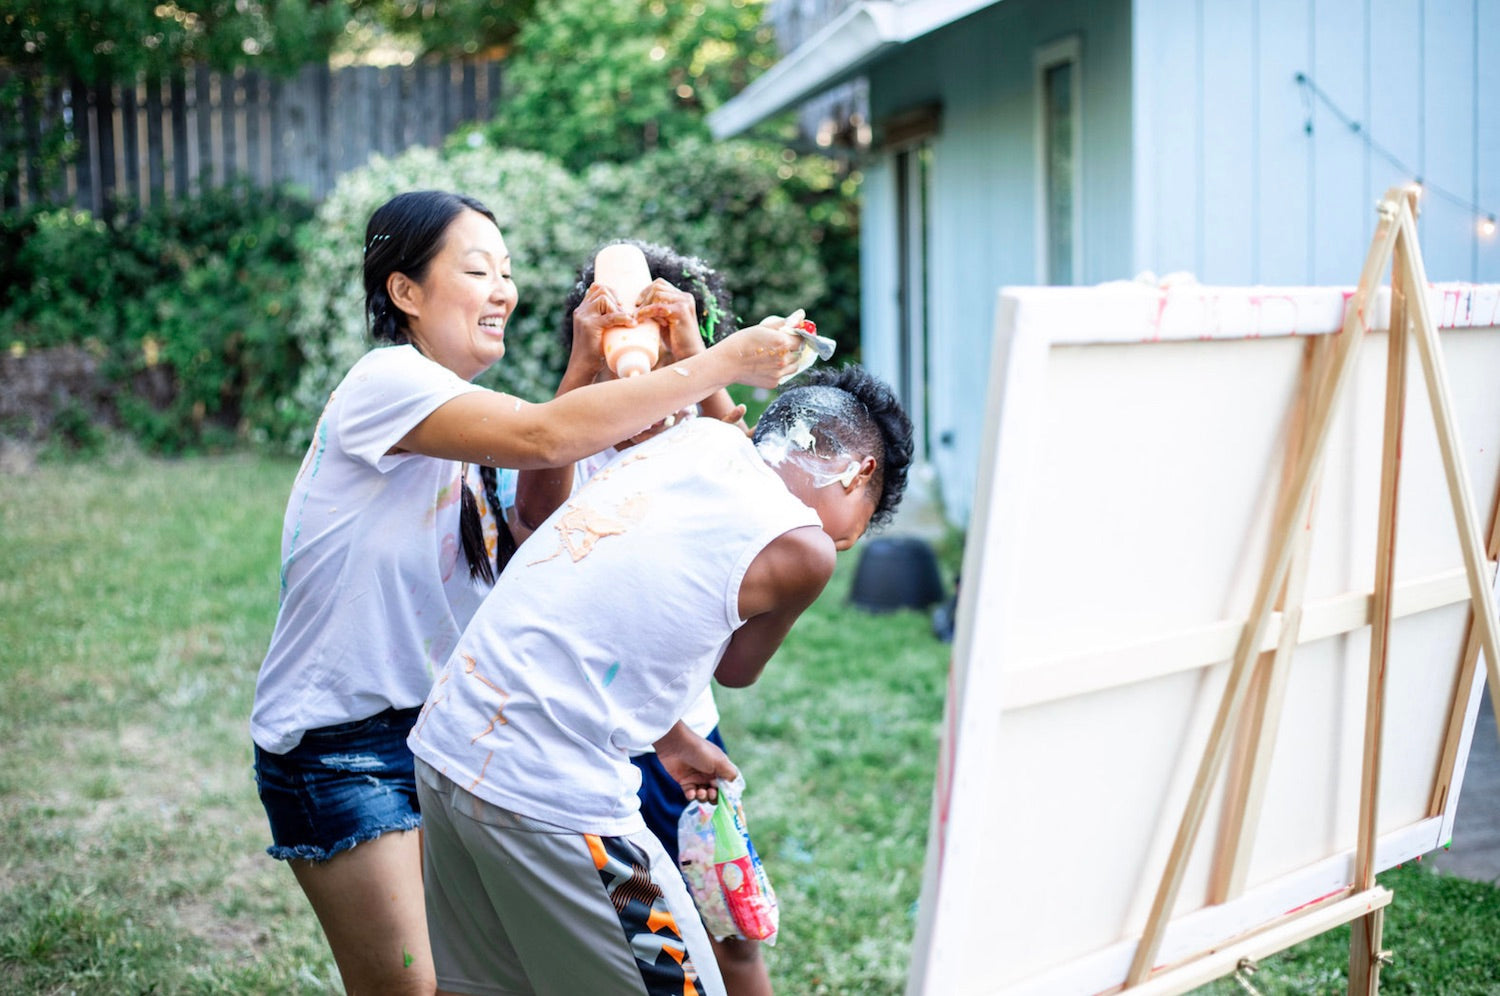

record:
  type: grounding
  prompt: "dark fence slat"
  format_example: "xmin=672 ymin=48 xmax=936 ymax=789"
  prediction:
xmin=120 ymin=76 xmax=141 ymax=205
xmin=460 ymin=61 xmax=478 ymax=123
xmin=194 ymin=66 xmax=214 ymax=190
xmin=93 ymin=82 xmax=116 ymax=217
xmin=1 ymin=75 xmax=17 ymax=210
xmin=244 ymin=70 xmax=263 ymax=186
xmin=145 ymin=75 xmax=165 ymax=203
xmin=70 ymin=79 xmax=96 ymax=215
xmin=170 ymin=73 xmax=190 ymax=196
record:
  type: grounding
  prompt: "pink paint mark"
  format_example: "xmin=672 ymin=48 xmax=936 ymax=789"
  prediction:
xmin=1149 ymin=292 xmax=1167 ymax=343
xmin=934 ymin=654 xmax=960 ymax=875
xmin=1283 ymin=885 xmax=1350 ymax=916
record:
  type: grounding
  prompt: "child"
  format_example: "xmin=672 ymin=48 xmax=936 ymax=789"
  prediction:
xmin=409 ymin=365 xmax=913 ymax=995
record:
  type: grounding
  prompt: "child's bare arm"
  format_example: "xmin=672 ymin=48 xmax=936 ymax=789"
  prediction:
xmin=715 ymin=526 xmax=835 ymax=688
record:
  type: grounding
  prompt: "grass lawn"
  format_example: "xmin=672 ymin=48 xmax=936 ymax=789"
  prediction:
xmin=3 ymin=452 xmax=1499 ymax=993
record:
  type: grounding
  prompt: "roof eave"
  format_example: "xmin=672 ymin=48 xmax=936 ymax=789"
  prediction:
xmin=708 ymin=1 xmax=904 ymax=140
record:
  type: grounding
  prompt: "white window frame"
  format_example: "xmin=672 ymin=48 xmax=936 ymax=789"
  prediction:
xmin=1034 ymin=35 xmax=1083 ymax=285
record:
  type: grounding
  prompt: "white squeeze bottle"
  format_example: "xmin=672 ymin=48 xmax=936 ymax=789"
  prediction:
xmin=594 ymin=243 xmax=661 ymax=378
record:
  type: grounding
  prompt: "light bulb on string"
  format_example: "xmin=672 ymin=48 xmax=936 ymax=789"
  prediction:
xmin=1480 ymin=215 xmax=1498 ymax=239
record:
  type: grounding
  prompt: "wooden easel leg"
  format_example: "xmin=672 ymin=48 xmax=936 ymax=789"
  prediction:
xmin=1352 ymin=191 xmax=1413 ymax=898
xmin=1428 ymin=484 xmax=1500 ymax=816
xmin=1395 ymin=206 xmax=1500 ymax=745
xmin=1124 ymin=203 xmax=1403 ymax=988
xmin=1211 ymin=335 xmax=1335 ymax=904
xmin=1347 ymin=907 xmax=1387 ymax=996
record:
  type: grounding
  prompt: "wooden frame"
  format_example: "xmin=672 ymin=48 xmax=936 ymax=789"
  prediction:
xmin=906 ymin=186 xmax=1500 ymax=995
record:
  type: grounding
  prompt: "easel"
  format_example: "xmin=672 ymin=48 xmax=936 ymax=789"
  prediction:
xmin=1121 ymin=185 xmax=1500 ymax=993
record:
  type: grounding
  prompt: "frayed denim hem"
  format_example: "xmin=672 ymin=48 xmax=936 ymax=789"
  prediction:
xmin=266 ymin=813 xmax=423 ymax=863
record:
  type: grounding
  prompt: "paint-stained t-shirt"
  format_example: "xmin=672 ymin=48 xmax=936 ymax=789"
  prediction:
xmin=409 ymin=418 xmax=820 ymax=835
xmin=251 ymin=345 xmax=499 ymax=754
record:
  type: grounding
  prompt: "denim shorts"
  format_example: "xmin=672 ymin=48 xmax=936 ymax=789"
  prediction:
xmin=253 ymin=706 xmax=424 ymax=862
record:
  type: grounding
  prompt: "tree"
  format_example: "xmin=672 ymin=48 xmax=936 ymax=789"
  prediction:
xmin=346 ymin=0 xmax=537 ymax=57
xmin=0 ymin=0 xmax=348 ymax=84
xmin=484 ymin=0 xmax=778 ymax=172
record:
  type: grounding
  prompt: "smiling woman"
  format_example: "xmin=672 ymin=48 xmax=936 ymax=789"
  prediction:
xmin=246 ymin=188 xmax=808 ymax=995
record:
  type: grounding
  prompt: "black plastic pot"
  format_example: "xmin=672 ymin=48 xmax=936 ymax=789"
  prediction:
xmin=849 ymin=536 xmax=945 ymax=613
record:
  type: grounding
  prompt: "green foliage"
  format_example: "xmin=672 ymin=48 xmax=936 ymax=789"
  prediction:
xmin=348 ymin=0 xmax=538 ymax=56
xmin=584 ymin=136 xmax=858 ymax=345
xmin=0 ymin=74 xmax=76 ymax=204
xmin=1 ymin=1 xmax=348 ymax=83
xmin=484 ymin=0 xmax=778 ymax=172
xmin=1 ymin=183 xmax=313 ymax=452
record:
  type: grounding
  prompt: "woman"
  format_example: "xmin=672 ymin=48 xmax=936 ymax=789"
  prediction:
xmin=250 ymin=191 xmax=802 ymax=995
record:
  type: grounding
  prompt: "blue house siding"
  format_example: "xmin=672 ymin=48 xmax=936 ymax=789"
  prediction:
xmin=1133 ymin=0 xmax=1500 ymax=286
xmin=748 ymin=0 xmax=1500 ymax=526
xmin=859 ymin=0 xmax=1135 ymax=519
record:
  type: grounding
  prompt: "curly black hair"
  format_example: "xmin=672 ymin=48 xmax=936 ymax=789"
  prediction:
xmin=560 ymin=239 xmax=738 ymax=351
xmin=753 ymin=365 xmax=914 ymax=529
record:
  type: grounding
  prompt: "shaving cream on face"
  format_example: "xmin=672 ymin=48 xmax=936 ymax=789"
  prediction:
xmin=755 ymin=417 xmax=855 ymax=489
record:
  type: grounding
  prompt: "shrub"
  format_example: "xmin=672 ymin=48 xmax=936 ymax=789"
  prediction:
xmin=1 ymin=183 xmax=313 ymax=452
xmin=582 ymin=137 xmax=856 ymax=343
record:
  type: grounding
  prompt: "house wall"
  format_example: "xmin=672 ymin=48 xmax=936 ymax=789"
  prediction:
xmin=1132 ymin=0 xmax=1500 ymax=285
xmin=858 ymin=0 xmax=1135 ymax=522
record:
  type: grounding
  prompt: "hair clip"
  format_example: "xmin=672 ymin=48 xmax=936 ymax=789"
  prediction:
xmin=691 ymin=272 xmax=722 ymax=342
xmin=364 ymin=233 xmax=392 ymax=255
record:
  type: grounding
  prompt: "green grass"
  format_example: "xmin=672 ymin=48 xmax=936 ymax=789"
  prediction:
xmin=2 ymin=454 xmax=1499 ymax=993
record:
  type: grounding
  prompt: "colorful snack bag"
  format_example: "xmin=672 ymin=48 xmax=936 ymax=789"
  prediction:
xmin=677 ymin=775 xmax=780 ymax=944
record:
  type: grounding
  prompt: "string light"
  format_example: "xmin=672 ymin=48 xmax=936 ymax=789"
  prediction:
xmin=1296 ymin=72 xmax=1496 ymax=240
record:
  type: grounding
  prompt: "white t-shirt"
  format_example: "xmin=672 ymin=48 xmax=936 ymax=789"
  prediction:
xmin=409 ymin=418 xmax=821 ymax=835
xmin=251 ymin=345 xmax=500 ymax=754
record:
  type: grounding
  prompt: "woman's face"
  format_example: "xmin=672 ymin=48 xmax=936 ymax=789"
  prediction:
xmin=399 ymin=209 xmax=518 ymax=380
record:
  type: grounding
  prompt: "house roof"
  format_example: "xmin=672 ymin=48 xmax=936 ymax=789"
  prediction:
xmin=708 ymin=0 xmax=1004 ymax=139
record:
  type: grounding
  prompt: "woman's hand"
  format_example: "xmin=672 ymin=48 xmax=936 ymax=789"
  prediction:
xmin=636 ymin=278 xmax=704 ymax=365
xmin=568 ymin=283 xmax=634 ymax=379
xmin=711 ymin=318 xmax=805 ymax=389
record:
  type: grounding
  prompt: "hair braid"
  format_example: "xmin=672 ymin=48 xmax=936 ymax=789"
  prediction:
xmin=479 ymin=465 xmax=518 ymax=576
xmin=458 ymin=466 xmax=495 ymax=585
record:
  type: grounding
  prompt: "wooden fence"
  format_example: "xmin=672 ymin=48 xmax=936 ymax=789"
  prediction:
xmin=1 ymin=58 xmax=503 ymax=213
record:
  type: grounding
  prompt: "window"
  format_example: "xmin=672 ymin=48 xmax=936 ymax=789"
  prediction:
xmin=1036 ymin=37 xmax=1082 ymax=285
xmin=896 ymin=141 xmax=933 ymax=460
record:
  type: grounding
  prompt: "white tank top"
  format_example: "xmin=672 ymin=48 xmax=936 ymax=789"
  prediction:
xmin=410 ymin=418 xmax=821 ymax=835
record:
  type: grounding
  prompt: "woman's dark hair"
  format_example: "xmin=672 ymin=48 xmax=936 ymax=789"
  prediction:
xmin=753 ymin=365 xmax=915 ymax=529
xmin=363 ymin=189 xmax=497 ymax=344
xmin=363 ymin=190 xmax=514 ymax=583
xmin=462 ymin=465 xmax=518 ymax=585
xmin=559 ymin=239 xmax=737 ymax=351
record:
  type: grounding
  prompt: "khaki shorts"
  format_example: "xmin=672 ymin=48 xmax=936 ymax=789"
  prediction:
xmin=415 ymin=759 xmax=726 ymax=996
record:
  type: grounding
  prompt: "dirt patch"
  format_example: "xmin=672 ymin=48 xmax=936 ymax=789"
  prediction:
xmin=0 ymin=345 xmax=117 ymax=443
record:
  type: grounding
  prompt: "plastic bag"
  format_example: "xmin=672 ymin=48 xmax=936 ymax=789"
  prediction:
xmin=677 ymin=775 xmax=779 ymax=944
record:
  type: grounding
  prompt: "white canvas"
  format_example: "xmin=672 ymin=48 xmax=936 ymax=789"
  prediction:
xmin=906 ymin=279 xmax=1500 ymax=995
